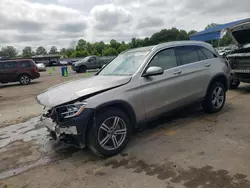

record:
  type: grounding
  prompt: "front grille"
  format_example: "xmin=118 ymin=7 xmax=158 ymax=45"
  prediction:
xmin=235 ymin=73 xmax=250 ymax=79
xmin=230 ymin=57 xmax=250 ymax=69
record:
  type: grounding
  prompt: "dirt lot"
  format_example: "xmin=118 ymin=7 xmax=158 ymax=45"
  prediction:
xmin=1 ymin=68 xmax=250 ymax=188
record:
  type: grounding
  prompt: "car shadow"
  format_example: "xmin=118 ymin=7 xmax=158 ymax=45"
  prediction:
xmin=235 ymin=84 xmax=250 ymax=93
xmin=52 ymin=103 xmax=205 ymax=160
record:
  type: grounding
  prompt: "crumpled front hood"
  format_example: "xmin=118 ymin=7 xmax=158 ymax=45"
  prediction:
xmin=36 ymin=75 xmax=131 ymax=107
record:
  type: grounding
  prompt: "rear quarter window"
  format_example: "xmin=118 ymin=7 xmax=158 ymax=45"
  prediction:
xmin=201 ymin=48 xmax=217 ymax=59
xmin=0 ymin=63 xmax=4 ymax=69
xmin=20 ymin=61 xmax=32 ymax=68
xmin=174 ymin=46 xmax=200 ymax=65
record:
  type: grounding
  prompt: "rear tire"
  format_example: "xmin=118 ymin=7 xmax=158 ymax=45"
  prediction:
xmin=230 ymin=79 xmax=240 ymax=89
xmin=19 ymin=75 xmax=31 ymax=85
xmin=87 ymin=108 xmax=132 ymax=157
xmin=202 ymin=82 xmax=226 ymax=113
xmin=79 ymin=66 xmax=86 ymax=73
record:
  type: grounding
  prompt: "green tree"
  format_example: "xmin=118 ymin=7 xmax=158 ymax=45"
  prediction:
xmin=36 ymin=46 xmax=47 ymax=55
xmin=117 ymin=42 xmax=129 ymax=53
xmin=76 ymin=39 xmax=87 ymax=51
xmin=71 ymin=50 xmax=89 ymax=58
xmin=102 ymin=47 xmax=118 ymax=56
xmin=177 ymin=30 xmax=189 ymax=40
xmin=63 ymin=48 xmax=74 ymax=58
xmin=93 ymin=41 xmax=106 ymax=55
xmin=1 ymin=46 xmax=18 ymax=58
xmin=188 ymin=30 xmax=197 ymax=36
xmin=22 ymin=46 xmax=33 ymax=58
xmin=205 ymin=23 xmax=218 ymax=29
xmin=85 ymin=42 xmax=94 ymax=54
xmin=220 ymin=34 xmax=233 ymax=46
xmin=110 ymin=39 xmax=120 ymax=49
xmin=49 ymin=46 xmax=58 ymax=54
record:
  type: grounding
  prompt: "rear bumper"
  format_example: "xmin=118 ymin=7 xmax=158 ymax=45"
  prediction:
xmin=41 ymin=108 xmax=94 ymax=148
xmin=32 ymin=72 xmax=40 ymax=79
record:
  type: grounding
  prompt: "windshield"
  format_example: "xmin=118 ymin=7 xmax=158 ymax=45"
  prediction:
xmin=77 ymin=57 xmax=89 ymax=63
xmin=98 ymin=51 xmax=149 ymax=76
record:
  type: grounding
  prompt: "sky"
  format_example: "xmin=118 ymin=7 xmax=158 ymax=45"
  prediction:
xmin=0 ymin=0 xmax=250 ymax=51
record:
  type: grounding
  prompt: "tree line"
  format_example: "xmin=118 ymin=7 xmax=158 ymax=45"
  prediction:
xmin=0 ymin=25 xmax=233 ymax=59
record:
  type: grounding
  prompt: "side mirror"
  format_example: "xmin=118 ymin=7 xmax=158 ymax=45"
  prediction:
xmin=88 ymin=59 xmax=91 ymax=62
xmin=143 ymin=66 xmax=164 ymax=77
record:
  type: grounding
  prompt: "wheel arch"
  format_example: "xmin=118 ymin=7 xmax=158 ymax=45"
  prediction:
xmin=94 ymin=100 xmax=137 ymax=130
xmin=18 ymin=73 xmax=31 ymax=80
xmin=206 ymin=73 xmax=229 ymax=96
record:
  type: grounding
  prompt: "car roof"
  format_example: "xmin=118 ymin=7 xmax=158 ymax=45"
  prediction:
xmin=121 ymin=40 xmax=214 ymax=54
xmin=0 ymin=59 xmax=33 ymax=63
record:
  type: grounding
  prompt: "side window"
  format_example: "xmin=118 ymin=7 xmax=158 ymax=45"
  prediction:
xmin=149 ymin=49 xmax=177 ymax=70
xmin=4 ymin=61 xmax=17 ymax=69
xmin=175 ymin=46 xmax=200 ymax=65
xmin=201 ymin=48 xmax=216 ymax=59
xmin=20 ymin=61 xmax=31 ymax=68
xmin=0 ymin=63 xmax=4 ymax=69
xmin=197 ymin=49 xmax=207 ymax=61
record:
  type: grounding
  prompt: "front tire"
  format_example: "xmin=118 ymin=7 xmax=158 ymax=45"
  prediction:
xmin=87 ymin=108 xmax=132 ymax=157
xmin=79 ymin=66 xmax=86 ymax=73
xmin=202 ymin=82 xmax=226 ymax=113
xmin=19 ymin=75 xmax=31 ymax=85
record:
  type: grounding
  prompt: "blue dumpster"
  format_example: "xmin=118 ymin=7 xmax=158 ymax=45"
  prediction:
xmin=61 ymin=66 xmax=68 ymax=77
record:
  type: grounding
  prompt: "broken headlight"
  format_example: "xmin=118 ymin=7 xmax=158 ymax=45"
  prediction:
xmin=57 ymin=102 xmax=87 ymax=119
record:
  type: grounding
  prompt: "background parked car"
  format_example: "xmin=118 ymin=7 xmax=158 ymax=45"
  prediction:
xmin=225 ymin=21 xmax=250 ymax=89
xmin=0 ymin=59 xmax=40 ymax=85
xmin=72 ymin=56 xmax=116 ymax=73
xmin=36 ymin=63 xmax=46 ymax=72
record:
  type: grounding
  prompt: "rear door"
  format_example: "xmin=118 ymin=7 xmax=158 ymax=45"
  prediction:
xmin=0 ymin=62 xmax=5 ymax=82
xmin=173 ymin=45 xmax=213 ymax=103
xmin=19 ymin=60 xmax=33 ymax=76
xmin=3 ymin=61 xmax=18 ymax=82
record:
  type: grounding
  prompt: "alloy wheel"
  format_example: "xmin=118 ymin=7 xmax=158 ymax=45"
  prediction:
xmin=212 ymin=86 xmax=225 ymax=108
xmin=98 ymin=116 xmax=127 ymax=151
xmin=20 ymin=75 xmax=30 ymax=84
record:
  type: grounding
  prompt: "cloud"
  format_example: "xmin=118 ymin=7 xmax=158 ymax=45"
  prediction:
xmin=90 ymin=4 xmax=132 ymax=31
xmin=0 ymin=0 xmax=88 ymax=48
xmin=1 ymin=0 xmax=250 ymax=50
xmin=57 ymin=22 xmax=87 ymax=33
xmin=0 ymin=19 xmax=45 ymax=32
xmin=136 ymin=17 xmax=164 ymax=29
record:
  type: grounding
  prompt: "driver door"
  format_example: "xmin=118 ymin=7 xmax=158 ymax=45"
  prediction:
xmin=140 ymin=48 xmax=186 ymax=120
xmin=86 ymin=57 xmax=97 ymax=69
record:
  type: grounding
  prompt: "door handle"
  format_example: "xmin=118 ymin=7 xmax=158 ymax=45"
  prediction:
xmin=204 ymin=63 xmax=211 ymax=67
xmin=173 ymin=70 xmax=182 ymax=75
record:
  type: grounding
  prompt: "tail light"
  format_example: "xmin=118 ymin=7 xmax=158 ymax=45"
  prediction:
xmin=34 ymin=65 xmax=38 ymax=72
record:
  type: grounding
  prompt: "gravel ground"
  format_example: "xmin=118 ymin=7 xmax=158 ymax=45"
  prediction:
xmin=1 ymin=69 xmax=250 ymax=188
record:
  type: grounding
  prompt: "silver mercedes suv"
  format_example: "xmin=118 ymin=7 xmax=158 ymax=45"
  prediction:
xmin=37 ymin=41 xmax=230 ymax=157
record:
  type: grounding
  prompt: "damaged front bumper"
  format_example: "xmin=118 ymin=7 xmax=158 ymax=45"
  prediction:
xmin=40 ymin=108 xmax=94 ymax=148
